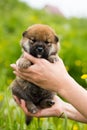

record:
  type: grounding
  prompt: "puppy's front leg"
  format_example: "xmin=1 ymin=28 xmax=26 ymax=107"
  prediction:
xmin=16 ymin=57 xmax=31 ymax=69
xmin=26 ymin=100 xmax=38 ymax=114
xmin=48 ymin=55 xmax=58 ymax=63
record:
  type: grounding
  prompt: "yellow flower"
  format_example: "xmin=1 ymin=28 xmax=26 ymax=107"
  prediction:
xmin=81 ymin=74 xmax=87 ymax=79
xmin=72 ymin=124 xmax=79 ymax=130
xmin=75 ymin=60 xmax=81 ymax=66
xmin=0 ymin=95 xmax=4 ymax=102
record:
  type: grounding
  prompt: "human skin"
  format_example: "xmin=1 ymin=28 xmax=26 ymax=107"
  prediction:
xmin=11 ymin=52 xmax=87 ymax=121
xmin=13 ymin=95 xmax=87 ymax=123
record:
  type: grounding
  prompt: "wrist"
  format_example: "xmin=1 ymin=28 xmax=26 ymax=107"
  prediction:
xmin=54 ymin=100 xmax=65 ymax=117
xmin=56 ymin=73 xmax=72 ymax=96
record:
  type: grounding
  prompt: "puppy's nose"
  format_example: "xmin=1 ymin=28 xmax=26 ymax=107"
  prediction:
xmin=37 ymin=47 xmax=43 ymax=52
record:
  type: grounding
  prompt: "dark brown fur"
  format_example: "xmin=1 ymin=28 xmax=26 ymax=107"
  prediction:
xmin=11 ymin=24 xmax=59 ymax=125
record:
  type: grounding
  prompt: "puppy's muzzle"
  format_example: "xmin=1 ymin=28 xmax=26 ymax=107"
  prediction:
xmin=35 ymin=45 xmax=44 ymax=58
xmin=30 ymin=43 xmax=49 ymax=59
xmin=36 ymin=46 xmax=44 ymax=53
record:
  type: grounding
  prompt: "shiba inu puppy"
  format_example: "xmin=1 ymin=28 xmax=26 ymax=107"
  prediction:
xmin=11 ymin=24 xmax=59 ymax=125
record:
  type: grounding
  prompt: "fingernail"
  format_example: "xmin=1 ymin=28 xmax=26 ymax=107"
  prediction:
xmin=13 ymin=71 xmax=16 ymax=74
xmin=10 ymin=64 xmax=15 ymax=67
xmin=10 ymin=64 xmax=14 ymax=67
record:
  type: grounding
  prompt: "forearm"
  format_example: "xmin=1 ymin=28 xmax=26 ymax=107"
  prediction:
xmin=57 ymin=75 xmax=87 ymax=118
xmin=61 ymin=102 xmax=87 ymax=123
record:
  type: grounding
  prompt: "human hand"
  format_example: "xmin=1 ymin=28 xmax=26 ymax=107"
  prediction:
xmin=13 ymin=95 xmax=87 ymax=123
xmin=11 ymin=52 xmax=69 ymax=93
xmin=13 ymin=95 xmax=64 ymax=118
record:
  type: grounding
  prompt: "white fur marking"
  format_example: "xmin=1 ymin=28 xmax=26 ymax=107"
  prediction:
xmin=23 ymin=40 xmax=30 ymax=53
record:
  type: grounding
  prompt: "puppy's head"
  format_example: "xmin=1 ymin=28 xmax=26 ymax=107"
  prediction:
xmin=21 ymin=24 xmax=59 ymax=59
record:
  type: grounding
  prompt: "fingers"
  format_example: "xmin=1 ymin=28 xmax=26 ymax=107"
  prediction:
xmin=13 ymin=95 xmax=21 ymax=105
xmin=10 ymin=64 xmax=17 ymax=71
xmin=24 ymin=52 xmax=38 ymax=64
xmin=13 ymin=70 xmax=33 ymax=83
xmin=13 ymin=95 xmax=62 ymax=118
xmin=13 ymin=95 xmax=30 ymax=115
xmin=20 ymin=100 xmax=30 ymax=115
xmin=10 ymin=63 xmax=29 ymax=75
xmin=13 ymin=95 xmax=42 ymax=117
xmin=10 ymin=63 xmax=30 ymax=74
xmin=10 ymin=64 xmax=30 ymax=81
xmin=13 ymin=95 xmax=54 ymax=117
xmin=10 ymin=64 xmax=24 ymax=73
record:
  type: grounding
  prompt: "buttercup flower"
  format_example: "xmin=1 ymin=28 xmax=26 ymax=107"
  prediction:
xmin=0 ymin=95 xmax=4 ymax=102
xmin=81 ymin=74 xmax=87 ymax=79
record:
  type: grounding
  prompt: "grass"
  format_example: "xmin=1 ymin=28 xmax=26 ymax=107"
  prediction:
xmin=0 ymin=0 xmax=87 ymax=129
xmin=0 ymin=89 xmax=87 ymax=130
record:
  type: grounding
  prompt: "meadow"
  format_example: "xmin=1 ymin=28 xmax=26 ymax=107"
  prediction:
xmin=0 ymin=0 xmax=87 ymax=129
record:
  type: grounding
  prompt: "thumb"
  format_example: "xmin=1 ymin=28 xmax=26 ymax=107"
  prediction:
xmin=24 ymin=52 xmax=38 ymax=64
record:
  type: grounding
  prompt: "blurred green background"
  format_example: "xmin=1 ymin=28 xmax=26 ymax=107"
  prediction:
xmin=0 ymin=0 xmax=87 ymax=130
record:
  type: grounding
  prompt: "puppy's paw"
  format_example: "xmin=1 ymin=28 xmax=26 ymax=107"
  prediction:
xmin=16 ymin=58 xmax=31 ymax=69
xmin=46 ymin=99 xmax=55 ymax=107
xmin=40 ymin=99 xmax=55 ymax=108
xmin=48 ymin=55 xmax=58 ymax=63
xmin=26 ymin=102 xmax=38 ymax=114
xmin=29 ymin=107 xmax=38 ymax=114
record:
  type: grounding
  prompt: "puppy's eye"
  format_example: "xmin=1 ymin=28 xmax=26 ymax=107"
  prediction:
xmin=45 ymin=41 xmax=51 ymax=46
xmin=29 ymin=39 xmax=36 ymax=43
xmin=32 ymin=39 xmax=36 ymax=43
xmin=45 ymin=41 xmax=49 ymax=44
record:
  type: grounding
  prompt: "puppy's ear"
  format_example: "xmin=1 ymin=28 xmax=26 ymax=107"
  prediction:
xmin=22 ymin=31 xmax=27 ymax=37
xmin=55 ymin=35 xmax=59 ymax=43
